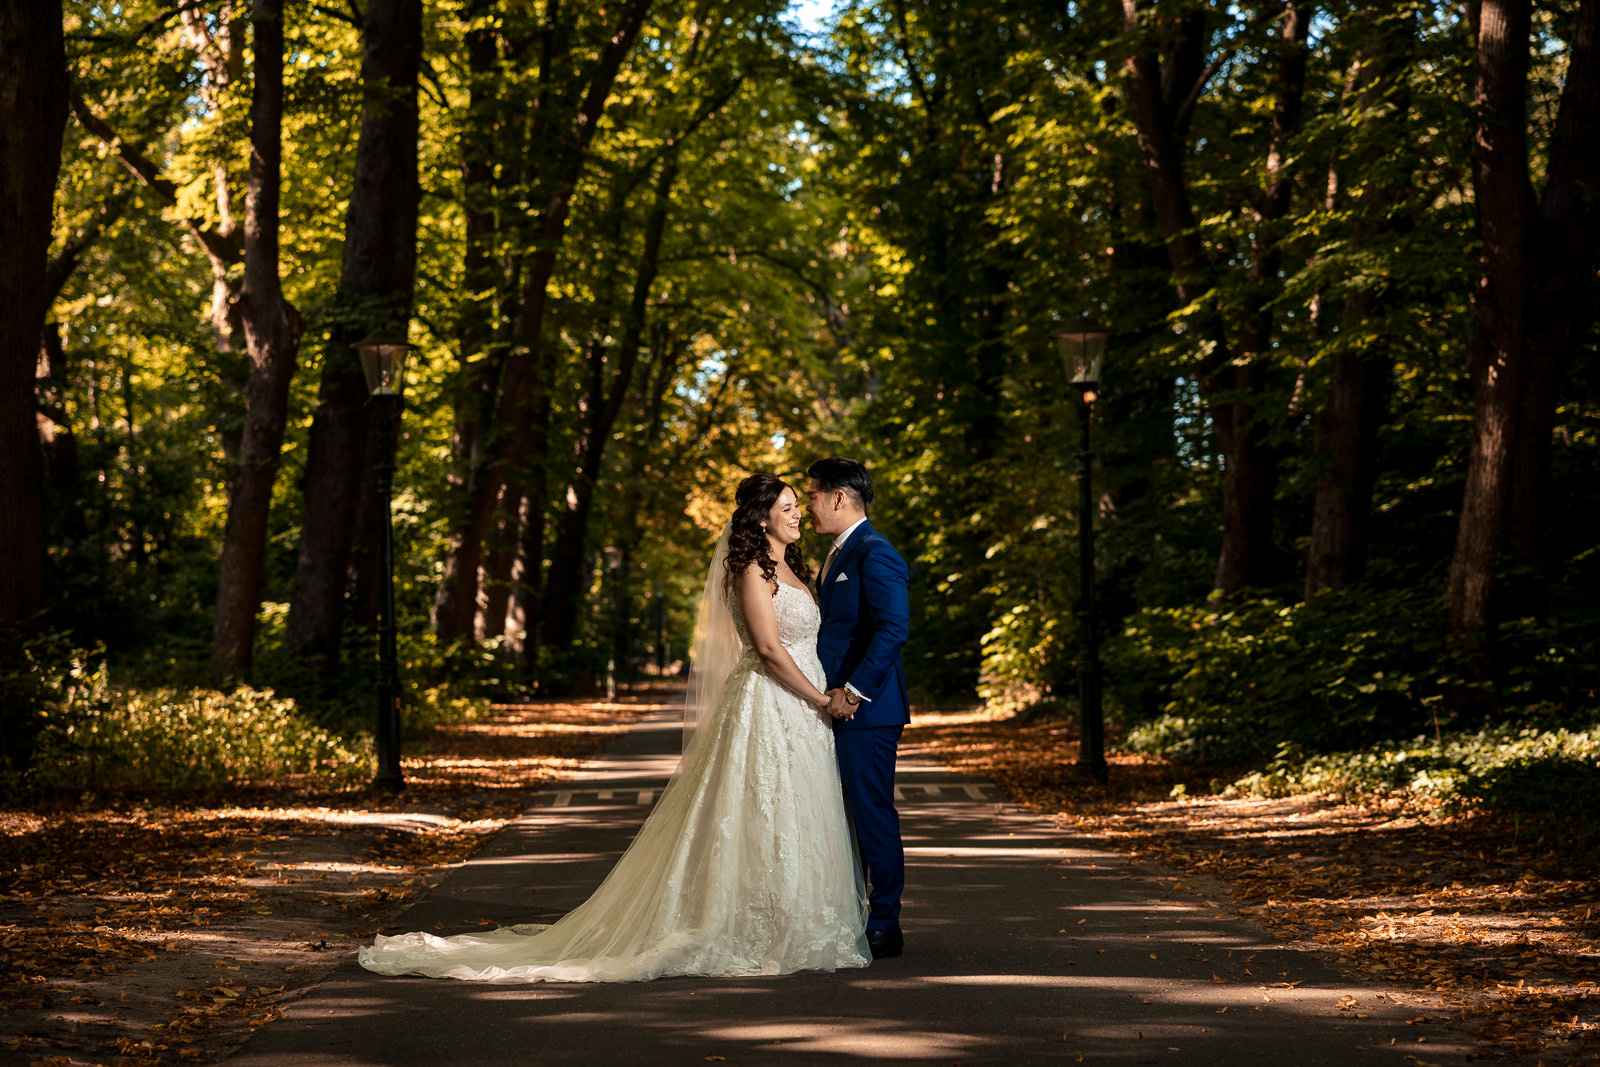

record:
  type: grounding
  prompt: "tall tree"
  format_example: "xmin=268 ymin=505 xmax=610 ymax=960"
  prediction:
xmin=0 ymin=0 xmax=68 ymax=765
xmin=539 ymin=15 xmax=753 ymax=653
xmin=541 ymin=151 xmax=681 ymax=652
xmin=285 ymin=0 xmax=423 ymax=675
xmin=1120 ymin=1 xmax=1314 ymax=595
xmin=209 ymin=0 xmax=305 ymax=684
xmin=454 ymin=0 xmax=516 ymax=644
xmin=1448 ymin=0 xmax=1600 ymax=639
xmin=1304 ymin=6 xmax=1417 ymax=597
xmin=431 ymin=0 xmax=653 ymax=644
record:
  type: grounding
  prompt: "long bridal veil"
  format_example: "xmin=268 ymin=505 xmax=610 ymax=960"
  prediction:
xmin=681 ymin=524 xmax=739 ymax=761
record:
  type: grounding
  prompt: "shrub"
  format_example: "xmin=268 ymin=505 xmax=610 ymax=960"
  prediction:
xmin=1105 ymin=586 xmax=1451 ymax=763
xmin=1228 ymin=723 xmax=1600 ymax=807
xmin=1227 ymin=722 xmax=1600 ymax=864
xmin=23 ymin=655 xmax=366 ymax=794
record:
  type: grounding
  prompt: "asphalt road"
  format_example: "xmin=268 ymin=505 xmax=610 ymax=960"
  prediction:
xmin=226 ymin=708 xmax=1510 ymax=1065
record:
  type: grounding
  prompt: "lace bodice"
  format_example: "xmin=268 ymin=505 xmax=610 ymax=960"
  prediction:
xmin=731 ymin=581 xmax=820 ymax=650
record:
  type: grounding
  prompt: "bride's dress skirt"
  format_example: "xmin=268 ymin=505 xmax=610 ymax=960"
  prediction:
xmin=358 ymin=585 xmax=869 ymax=982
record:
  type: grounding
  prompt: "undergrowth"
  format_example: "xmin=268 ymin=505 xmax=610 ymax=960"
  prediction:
xmin=6 ymin=641 xmax=487 ymax=798
xmin=1227 ymin=723 xmax=1600 ymax=864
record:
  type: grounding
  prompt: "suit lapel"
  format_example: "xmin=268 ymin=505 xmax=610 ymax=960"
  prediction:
xmin=820 ymin=521 xmax=873 ymax=612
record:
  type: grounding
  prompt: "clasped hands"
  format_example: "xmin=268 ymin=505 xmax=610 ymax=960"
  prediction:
xmin=821 ymin=688 xmax=856 ymax=720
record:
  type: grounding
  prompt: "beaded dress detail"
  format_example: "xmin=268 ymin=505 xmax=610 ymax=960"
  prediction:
xmin=357 ymin=582 xmax=869 ymax=982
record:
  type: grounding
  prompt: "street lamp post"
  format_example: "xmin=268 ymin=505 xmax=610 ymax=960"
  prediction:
xmin=653 ymin=580 xmax=666 ymax=676
xmin=1052 ymin=317 xmax=1111 ymax=782
xmin=354 ymin=328 xmax=416 ymax=791
xmin=602 ymin=546 xmax=622 ymax=701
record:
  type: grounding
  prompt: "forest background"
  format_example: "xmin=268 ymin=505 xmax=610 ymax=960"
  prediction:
xmin=0 ymin=0 xmax=1597 ymax=825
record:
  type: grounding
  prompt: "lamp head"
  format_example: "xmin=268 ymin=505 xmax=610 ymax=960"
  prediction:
xmin=1051 ymin=316 xmax=1111 ymax=402
xmin=353 ymin=328 xmax=416 ymax=397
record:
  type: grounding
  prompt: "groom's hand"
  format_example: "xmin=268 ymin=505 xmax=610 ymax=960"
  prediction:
xmin=824 ymin=688 xmax=854 ymax=720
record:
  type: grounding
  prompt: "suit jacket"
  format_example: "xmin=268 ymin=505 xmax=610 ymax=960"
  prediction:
xmin=816 ymin=520 xmax=911 ymax=730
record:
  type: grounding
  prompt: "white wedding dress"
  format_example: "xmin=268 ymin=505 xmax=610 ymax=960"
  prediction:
xmin=358 ymin=580 xmax=870 ymax=982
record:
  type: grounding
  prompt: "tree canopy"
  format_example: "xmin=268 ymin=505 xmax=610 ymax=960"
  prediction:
xmin=2 ymin=0 xmax=1596 ymax=772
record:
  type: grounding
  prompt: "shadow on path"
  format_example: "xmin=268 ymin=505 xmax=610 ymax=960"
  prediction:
xmin=227 ymin=709 xmax=1515 ymax=1065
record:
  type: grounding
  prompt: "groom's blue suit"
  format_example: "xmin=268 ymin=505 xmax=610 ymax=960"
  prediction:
xmin=816 ymin=520 xmax=910 ymax=934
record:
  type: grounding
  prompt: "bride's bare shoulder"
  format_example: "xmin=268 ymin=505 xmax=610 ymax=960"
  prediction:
xmin=732 ymin=560 xmax=780 ymax=597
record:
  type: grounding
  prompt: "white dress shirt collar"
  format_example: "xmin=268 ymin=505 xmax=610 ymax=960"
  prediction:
xmin=830 ymin=516 xmax=868 ymax=554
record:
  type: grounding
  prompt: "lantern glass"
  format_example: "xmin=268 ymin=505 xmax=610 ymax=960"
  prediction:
xmin=1052 ymin=318 xmax=1111 ymax=391
xmin=353 ymin=329 xmax=415 ymax=397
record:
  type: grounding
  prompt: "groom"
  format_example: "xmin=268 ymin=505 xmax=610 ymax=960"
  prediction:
xmin=806 ymin=456 xmax=910 ymax=960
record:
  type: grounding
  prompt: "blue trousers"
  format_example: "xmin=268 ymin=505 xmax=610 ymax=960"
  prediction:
xmin=834 ymin=725 xmax=904 ymax=932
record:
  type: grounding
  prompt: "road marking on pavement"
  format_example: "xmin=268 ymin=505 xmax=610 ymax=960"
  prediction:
xmin=535 ymin=783 xmax=995 ymax=807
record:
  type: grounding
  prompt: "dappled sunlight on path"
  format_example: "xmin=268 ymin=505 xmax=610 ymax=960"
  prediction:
xmin=0 ymin=694 xmax=661 ymax=1065
xmin=225 ymin=705 xmax=1516 ymax=1067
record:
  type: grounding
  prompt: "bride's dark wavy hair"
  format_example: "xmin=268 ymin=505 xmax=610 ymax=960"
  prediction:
xmin=724 ymin=473 xmax=811 ymax=594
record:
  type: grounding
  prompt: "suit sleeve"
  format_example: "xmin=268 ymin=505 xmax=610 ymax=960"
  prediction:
xmin=845 ymin=540 xmax=910 ymax=700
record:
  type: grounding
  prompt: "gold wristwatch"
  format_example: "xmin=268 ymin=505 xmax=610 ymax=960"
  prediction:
xmin=843 ymin=689 xmax=861 ymax=706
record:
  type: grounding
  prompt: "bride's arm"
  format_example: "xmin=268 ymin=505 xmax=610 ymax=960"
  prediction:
xmin=735 ymin=565 xmax=830 ymax=711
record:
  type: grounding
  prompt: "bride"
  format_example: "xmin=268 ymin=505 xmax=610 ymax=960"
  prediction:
xmin=357 ymin=473 xmax=870 ymax=982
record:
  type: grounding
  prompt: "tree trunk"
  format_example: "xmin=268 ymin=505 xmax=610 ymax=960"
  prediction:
xmin=1448 ymin=0 xmax=1600 ymax=638
xmin=0 ymin=0 xmax=67 ymax=767
xmin=476 ymin=482 xmax=521 ymax=641
xmin=348 ymin=406 xmax=396 ymax=635
xmin=1213 ymin=3 xmax=1311 ymax=595
xmin=1305 ymin=9 xmax=1415 ymax=597
xmin=209 ymin=0 xmax=305 ymax=686
xmin=285 ymin=0 xmax=422 ymax=675
xmin=506 ymin=488 xmax=544 ymax=669
xmin=1507 ymin=0 xmax=1600 ymax=594
xmin=432 ymin=0 xmax=505 ymax=644
xmin=1119 ymin=1 xmax=1298 ymax=594
xmin=432 ymin=0 xmax=652 ymax=647
xmin=36 ymin=326 xmax=81 ymax=511
xmin=1304 ymin=327 xmax=1390 ymax=594
xmin=542 ymin=152 xmax=677 ymax=651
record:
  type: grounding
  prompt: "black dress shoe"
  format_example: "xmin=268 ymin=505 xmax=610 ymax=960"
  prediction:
xmin=866 ymin=928 xmax=903 ymax=959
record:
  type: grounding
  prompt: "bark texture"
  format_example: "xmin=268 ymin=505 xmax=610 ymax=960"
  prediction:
xmin=1304 ymin=9 xmax=1415 ymax=597
xmin=541 ymin=152 xmax=679 ymax=652
xmin=210 ymin=0 xmax=305 ymax=685
xmin=1448 ymin=0 xmax=1600 ymax=638
xmin=0 ymin=0 xmax=67 ymax=766
xmin=285 ymin=0 xmax=423 ymax=674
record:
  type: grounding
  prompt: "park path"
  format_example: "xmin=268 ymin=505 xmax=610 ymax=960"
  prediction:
xmin=225 ymin=708 xmax=1504 ymax=1065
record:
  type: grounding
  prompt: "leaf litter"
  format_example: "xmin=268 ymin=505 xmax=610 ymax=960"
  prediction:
xmin=10 ymin=694 xmax=1594 ymax=1064
xmin=0 ymin=696 xmax=659 ymax=1066
xmin=902 ymin=707 xmax=1600 ymax=1063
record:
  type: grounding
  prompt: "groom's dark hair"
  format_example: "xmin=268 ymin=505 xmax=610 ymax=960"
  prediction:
xmin=807 ymin=456 xmax=873 ymax=508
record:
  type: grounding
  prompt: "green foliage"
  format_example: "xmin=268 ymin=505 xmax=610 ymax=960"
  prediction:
xmin=1460 ymin=757 xmax=1600 ymax=867
xmin=251 ymin=603 xmax=496 ymax=736
xmin=23 ymin=655 xmax=365 ymax=795
xmin=1228 ymin=724 xmax=1600 ymax=864
xmin=1107 ymin=586 xmax=1457 ymax=763
xmin=9 ymin=638 xmax=487 ymax=797
xmin=1231 ymin=723 xmax=1598 ymax=799
xmin=34 ymin=2 xmax=1600 ymax=748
